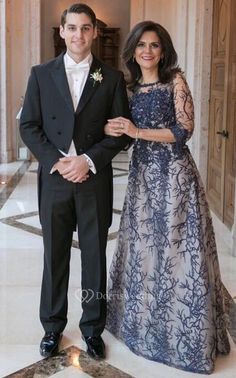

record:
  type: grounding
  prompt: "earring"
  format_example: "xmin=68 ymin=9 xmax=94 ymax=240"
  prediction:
xmin=132 ymin=56 xmax=135 ymax=62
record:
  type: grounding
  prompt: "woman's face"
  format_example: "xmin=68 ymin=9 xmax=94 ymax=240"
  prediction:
xmin=134 ymin=31 xmax=163 ymax=71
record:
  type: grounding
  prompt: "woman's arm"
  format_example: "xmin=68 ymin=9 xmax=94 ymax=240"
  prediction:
xmin=105 ymin=117 xmax=176 ymax=142
xmin=105 ymin=73 xmax=194 ymax=144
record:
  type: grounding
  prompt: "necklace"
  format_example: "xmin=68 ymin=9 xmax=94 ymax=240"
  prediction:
xmin=138 ymin=80 xmax=159 ymax=87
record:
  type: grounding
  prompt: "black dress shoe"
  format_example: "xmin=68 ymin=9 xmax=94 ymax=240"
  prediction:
xmin=83 ymin=335 xmax=105 ymax=360
xmin=39 ymin=332 xmax=62 ymax=357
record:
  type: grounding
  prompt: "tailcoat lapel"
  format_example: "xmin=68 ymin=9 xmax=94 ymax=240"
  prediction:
xmin=76 ymin=56 xmax=102 ymax=114
xmin=50 ymin=53 xmax=74 ymax=113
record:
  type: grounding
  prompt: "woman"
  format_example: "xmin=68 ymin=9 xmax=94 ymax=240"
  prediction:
xmin=105 ymin=21 xmax=230 ymax=374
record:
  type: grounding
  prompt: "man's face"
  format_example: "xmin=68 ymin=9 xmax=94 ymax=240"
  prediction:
xmin=60 ymin=12 xmax=97 ymax=62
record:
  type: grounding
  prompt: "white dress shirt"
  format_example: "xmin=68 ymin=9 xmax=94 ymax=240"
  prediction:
xmin=51 ymin=52 xmax=96 ymax=174
xmin=64 ymin=52 xmax=92 ymax=113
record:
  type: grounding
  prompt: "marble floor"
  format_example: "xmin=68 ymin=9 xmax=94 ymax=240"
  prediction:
xmin=0 ymin=152 xmax=236 ymax=378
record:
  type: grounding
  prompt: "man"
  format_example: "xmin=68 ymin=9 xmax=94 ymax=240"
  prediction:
xmin=20 ymin=3 xmax=130 ymax=360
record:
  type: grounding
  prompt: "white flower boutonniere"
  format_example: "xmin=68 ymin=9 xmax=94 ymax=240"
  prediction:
xmin=90 ymin=68 xmax=103 ymax=86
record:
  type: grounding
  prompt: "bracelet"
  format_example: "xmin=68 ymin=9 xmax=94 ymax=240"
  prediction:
xmin=135 ymin=128 xmax=139 ymax=140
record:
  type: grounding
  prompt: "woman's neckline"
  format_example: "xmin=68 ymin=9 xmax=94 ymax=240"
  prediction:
xmin=137 ymin=80 xmax=159 ymax=87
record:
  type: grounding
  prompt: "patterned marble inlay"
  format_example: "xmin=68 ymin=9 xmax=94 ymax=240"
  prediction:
xmin=0 ymin=161 xmax=30 ymax=210
xmin=0 ymin=209 xmax=121 ymax=244
xmin=3 ymin=346 xmax=134 ymax=378
xmin=112 ymin=167 xmax=130 ymax=178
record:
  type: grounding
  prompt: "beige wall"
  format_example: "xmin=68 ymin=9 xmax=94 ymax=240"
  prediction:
xmin=131 ymin=0 xmax=189 ymax=70
xmin=41 ymin=0 xmax=131 ymax=64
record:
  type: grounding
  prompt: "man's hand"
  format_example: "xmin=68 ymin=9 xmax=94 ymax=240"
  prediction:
xmin=54 ymin=155 xmax=90 ymax=183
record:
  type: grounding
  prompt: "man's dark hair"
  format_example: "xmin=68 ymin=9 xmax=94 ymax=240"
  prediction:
xmin=61 ymin=3 xmax=97 ymax=28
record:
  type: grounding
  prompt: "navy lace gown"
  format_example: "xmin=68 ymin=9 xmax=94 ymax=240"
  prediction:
xmin=106 ymin=74 xmax=230 ymax=374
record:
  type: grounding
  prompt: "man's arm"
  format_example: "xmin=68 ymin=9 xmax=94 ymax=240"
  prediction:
xmin=84 ymin=72 xmax=132 ymax=172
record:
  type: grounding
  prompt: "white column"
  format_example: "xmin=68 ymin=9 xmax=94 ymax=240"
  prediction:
xmin=25 ymin=0 xmax=41 ymax=70
xmin=0 ymin=0 xmax=41 ymax=163
xmin=0 ymin=0 xmax=11 ymax=162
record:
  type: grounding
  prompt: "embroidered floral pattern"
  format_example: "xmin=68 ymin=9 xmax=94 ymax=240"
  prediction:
xmin=106 ymin=75 xmax=230 ymax=374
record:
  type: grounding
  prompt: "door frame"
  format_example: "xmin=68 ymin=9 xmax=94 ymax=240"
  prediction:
xmin=174 ymin=0 xmax=235 ymax=254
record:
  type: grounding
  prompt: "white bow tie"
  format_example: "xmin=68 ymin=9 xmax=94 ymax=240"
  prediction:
xmin=66 ymin=63 xmax=90 ymax=73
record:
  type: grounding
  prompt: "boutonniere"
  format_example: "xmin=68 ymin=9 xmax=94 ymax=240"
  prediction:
xmin=90 ymin=68 xmax=103 ymax=86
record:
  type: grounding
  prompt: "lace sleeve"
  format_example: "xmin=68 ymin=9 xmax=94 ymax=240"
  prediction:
xmin=169 ymin=73 xmax=194 ymax=146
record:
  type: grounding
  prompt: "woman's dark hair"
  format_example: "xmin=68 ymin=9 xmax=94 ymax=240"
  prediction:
xmin=122 ymin=21 xmax=181 ymax=89
xmin=61 ymin=3 xmax=97 ymax=28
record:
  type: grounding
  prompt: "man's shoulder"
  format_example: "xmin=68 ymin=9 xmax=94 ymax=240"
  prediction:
xmin=31 ymin=54 xmax=63 ymax=72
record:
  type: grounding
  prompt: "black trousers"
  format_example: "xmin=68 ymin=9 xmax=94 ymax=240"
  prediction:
xmin=39 ymin=169 xmax=109 ymax=337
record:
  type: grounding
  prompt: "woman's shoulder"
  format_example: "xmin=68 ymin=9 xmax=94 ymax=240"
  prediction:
xmin=172 ymin=71 xmax=188 ymax=86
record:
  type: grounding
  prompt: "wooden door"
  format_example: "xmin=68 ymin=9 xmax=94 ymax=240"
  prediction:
xmin=207 ymin=0 xmax=236 ymax=228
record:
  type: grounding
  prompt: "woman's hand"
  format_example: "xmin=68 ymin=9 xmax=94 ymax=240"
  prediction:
xmin=106 ymin=117 xmax=138 ymax=139
xmin=104 ymin=122 xmax=123 ymax=137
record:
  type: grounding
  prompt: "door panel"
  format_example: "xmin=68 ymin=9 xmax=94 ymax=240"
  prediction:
xmin=207 ymin=0 xmax=235 ymax=228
